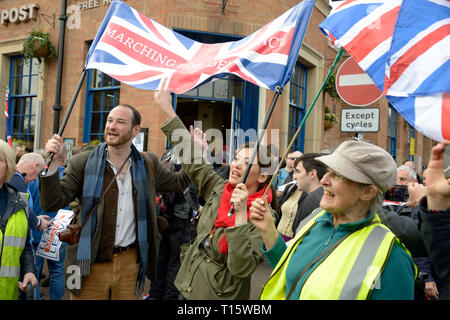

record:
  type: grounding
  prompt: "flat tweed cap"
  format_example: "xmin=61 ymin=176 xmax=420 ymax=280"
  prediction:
xmin=316 ymin=140 xmax=397 ymax=192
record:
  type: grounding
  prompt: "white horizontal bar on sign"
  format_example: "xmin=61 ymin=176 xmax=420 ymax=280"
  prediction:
xmin=339 ymin=73 xmax=374 ymax=87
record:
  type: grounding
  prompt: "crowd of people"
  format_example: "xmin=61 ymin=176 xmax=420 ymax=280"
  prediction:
xmin=1 ymin=83 xmax=449 ymax=300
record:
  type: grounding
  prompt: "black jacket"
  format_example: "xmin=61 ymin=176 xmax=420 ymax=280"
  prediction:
xmin=419 ymin=197 xmax=450 ymax=283
xmin=291 ymin=186 xmax=324 ymax=234
xmin=8 ymin=172 xmax=40 ymax=230
xmin=418 ymin=197 xmax=450 ymax=299
xmin=0 ymin=184 xmax=36 ymax=278
xmin=379 ymin=206 xmax=428 ymax=258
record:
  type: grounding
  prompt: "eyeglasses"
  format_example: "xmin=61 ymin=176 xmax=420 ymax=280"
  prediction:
xmin=289 ymin=157 xmax=298 ymax=160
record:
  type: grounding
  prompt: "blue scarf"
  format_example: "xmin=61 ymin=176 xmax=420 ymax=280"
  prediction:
xmin=77 ymin=143 xmax=149 ymax=295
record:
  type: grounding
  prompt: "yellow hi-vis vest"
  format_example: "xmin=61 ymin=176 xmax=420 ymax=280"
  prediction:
xmin=260 ymin=209 xmax=416 ymax=300
xmin=0 ymin=193 xmax=29 ymax=300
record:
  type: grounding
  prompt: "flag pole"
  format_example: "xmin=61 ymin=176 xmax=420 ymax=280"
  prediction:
xmin=41 ymin=69 xmax=87 ymax=176
xmin=262 ymin=48 xmax=344 ymax=199
xmin=227 ymin=88 xmax=282 ymax=217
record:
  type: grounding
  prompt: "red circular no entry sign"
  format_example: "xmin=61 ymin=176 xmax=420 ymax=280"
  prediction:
xmin=335 ymin=57 xmax=382 ymax=107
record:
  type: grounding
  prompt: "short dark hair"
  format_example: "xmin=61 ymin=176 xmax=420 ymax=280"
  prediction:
xmin=294 ymin=153 xmax=328 ymax=180
xmin=117 ymin=104 xmax=141 ymax=127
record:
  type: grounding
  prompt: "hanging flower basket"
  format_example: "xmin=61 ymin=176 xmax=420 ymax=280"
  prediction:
xmin=324 ymin=119 xmax=334 ymax=130
xmin=32 ymin=38 xmax=49 ymax=58
xmin=324 ymin=111 xmax=338 ymax=130
xmin=22 ymin=29 xmax=56 ymax=63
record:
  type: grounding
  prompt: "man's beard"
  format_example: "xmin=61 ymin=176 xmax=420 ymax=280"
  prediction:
xmin=104 ymin=128 xmax=133 ymax=146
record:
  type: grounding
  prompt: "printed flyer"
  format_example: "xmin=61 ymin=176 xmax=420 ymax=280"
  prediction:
xmin=36 ymin=209 xmax=75 ymax=261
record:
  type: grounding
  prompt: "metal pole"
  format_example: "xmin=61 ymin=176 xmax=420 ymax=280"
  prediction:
xmin=52 ymin=0 xmax=67 ymax=134
xmin=228 ymin=88 xmax=282 ymax=217
xmin=262 ymin=48 xmax=344 ymax=198
xmin=42 ymin=69 xmax=87 ymax=176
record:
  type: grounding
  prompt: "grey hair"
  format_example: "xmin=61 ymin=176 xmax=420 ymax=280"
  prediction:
xmin=17 ymin=152 xmax=45 ymax=167
xmin=35 ymin=149 xmax=47 ymax=160
xmin=369 ymin=190 xmax=384 ymax=215
xmin=397 ymin=165 xmax=417 ymax=180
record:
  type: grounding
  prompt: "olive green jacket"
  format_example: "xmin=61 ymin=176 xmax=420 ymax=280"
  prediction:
xmin=162 ymin=116 xmax=267 ymax=300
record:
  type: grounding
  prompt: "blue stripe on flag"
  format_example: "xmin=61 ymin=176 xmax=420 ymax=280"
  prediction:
xmin=389 ymin=0 xmax=449 ymax=52
xmin=320 ymin=3 xmax=383 ymax=39
xmin=365 ymin=52 xmax=390 ymax=92
xmin=387 ymin=95 xmax=416 ymax=127
xmin=413 ymin=60 xmax=450 ymax=96
xmin=173 ymin=32 xmax=196 ymax=50
xmin=113 ymin=3 xmax=144 ymax=30
xmin=240 ymin=59 xmax=287 ymax=89
xmin=91 ymin=50 xmax=127 ymax=66
xmin=128 ymin=79 xmax=163 ymax=90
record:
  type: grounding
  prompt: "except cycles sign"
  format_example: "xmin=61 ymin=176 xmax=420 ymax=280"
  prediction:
xmin=340 ymin=108 xmax=380 ymax=132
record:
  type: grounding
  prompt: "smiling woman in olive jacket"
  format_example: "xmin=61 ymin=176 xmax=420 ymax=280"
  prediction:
xmin=155 ymin=83 xmax=278 ymax=300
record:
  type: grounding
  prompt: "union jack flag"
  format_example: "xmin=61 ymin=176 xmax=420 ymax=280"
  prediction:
xmin=319 ymin=0 xmax=450 ymax=142
xmin=85 ymin=0 xmax=315 ymax=94
xmin=4 ymin=88 xmax=12 ymax=148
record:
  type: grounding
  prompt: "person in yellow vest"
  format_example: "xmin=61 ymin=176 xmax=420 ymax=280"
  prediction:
xmin=250 ymin=140 xmax=417 ymax=300
xmin=0 ymin=139 xmax=37 ymax=300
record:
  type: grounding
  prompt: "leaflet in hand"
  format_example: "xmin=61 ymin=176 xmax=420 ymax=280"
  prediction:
xmin=36 ymin=209 xmax=75 ymax=261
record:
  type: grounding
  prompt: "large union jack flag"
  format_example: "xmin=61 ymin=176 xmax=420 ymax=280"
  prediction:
xmin=319 ymin=0 xmax=450 ymax=142
xmin=85 ymin=0 xmax=315 ymax=94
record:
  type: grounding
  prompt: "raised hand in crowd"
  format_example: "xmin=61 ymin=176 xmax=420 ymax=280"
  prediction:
xmin=154 ymin=77 xmax=176 ymax=121
xmin=423 ymin=141 xmax=450 ymax=210
xmin=406 ymin=182 xmax=427 ymax=207
xmin=189 ymin=125 xmax=208 ymax=153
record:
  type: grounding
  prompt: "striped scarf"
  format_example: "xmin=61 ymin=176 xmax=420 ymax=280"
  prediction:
xmin=77 ymin=143 xmax=149 ymax=295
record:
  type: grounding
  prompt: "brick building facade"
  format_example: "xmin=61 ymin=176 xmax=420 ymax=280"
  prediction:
xmin=0 ymin=0 xmax=436 ymax=173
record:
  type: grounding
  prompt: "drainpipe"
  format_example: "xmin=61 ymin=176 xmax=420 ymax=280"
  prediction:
xmin=52 ymin=0 xmax=67 ymax=134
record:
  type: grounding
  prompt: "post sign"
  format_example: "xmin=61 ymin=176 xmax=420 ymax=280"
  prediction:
xmin=0 ymin=3 xmax=39 ymax=25
xmin=340 ymin=108 xmax=380 ymax=132
xmin=335 ymin=57 xmax=382 ymax=107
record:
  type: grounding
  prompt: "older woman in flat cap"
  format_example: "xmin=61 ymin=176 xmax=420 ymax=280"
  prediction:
xmin=251 ymin=140 xmax=417 ymax=300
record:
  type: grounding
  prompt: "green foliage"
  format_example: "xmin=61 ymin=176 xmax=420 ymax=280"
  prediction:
xmin=22 ymin=29 xmax=56 ymax=63
xmin=323 ymin=72 xmax=340 ymax=99
xmin=324 ymin=112 xmax=338 ymax=124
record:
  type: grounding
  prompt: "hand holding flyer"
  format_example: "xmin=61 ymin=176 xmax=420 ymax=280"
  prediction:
xmin=36 ymin=209 xmax=75 ymax=261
